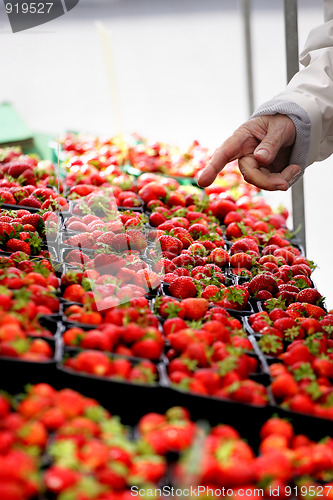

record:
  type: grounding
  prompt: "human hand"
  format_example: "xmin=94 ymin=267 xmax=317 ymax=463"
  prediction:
xmin=197 ymin=114 xmax=301 ymax=191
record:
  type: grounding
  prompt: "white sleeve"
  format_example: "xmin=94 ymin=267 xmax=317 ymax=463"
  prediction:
xmin=251 ymin=12 xmax=333 ymax=176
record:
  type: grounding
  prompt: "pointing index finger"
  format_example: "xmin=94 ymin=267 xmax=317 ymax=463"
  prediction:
xmin=197 ymin=133 xmax=245 ymax=187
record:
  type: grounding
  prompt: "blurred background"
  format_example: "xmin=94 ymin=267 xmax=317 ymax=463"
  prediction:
xmin=1 ymin=0 xmax=332 ymax=306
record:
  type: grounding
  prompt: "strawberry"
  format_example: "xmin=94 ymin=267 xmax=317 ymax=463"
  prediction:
xmin=291 ymin=274 xmax=313 ymax=289
xmin=260 ymin=417 xmax=294 ymax=441
xmin=230 ymin=237 xmax=259 ymax=255
xmin=67 ymin=221 xmax=90 ymax=232
xmin=201 ymin=284 xmax=220 ymax=301
xmin=169 ymin=276 xmax=197 ymax=299
xmin=258 ymin=334 xmax=284 ymax=356
xmin=94 ymin=253 xmax=126 ymax=272
xmin=18 ymin=196 xmax=42 ymax=208
xmin=248 ymin=273 xmax=279 ymax=297
xmin=5 ymin=238 xmax=30 ymax=255
xmin=225 ymin=222 xmax=243 ymax=240
xmin=280 ymin=343 xmax=314 ymax=367
xmin=44 ymin=466 xmax=80 ymax=494
xmin=139 ymin=182 xmax=167 ymax=204
xmin=64 ymin=231 xmax=92 ymax=248
xmin=149 ymin=211 xmax=166 ymax=226
xmin=73 ymin=350 xmax=111 ymax=376
xmin=182 ymin=343 xmax=211 ymax=367
xmin=181 ymin=297 xmax=209 ymax=320
xmin=211 ymin=198 xmax=237 ymax=221
xmin=163 ymin=317 xmax=188 ymax=336
xmin=20 ymin=213 xmax=43 ymax=229
xmin=270 ymin=370 xmax=299 ymax=400
xmin=158 ymin=235 xmax=183 ymax=255
xmin=127 ymin=229 xmax=147 ymax=252
xmin=230 ymin=252 xmax=254 ymax=269
xmin=170 ymin=227 xmax=193 ymax=248
xmin=153 ymin=258 xmax=176 ymax=274
xmin=96 ymin=232 xmax=115 ymax=246
xmin=209 ymin=248 xmax=230 ymax=267
xmin=172 ymin=254 xmax=195 ymax=267
xmin=188 ymin=223 xmax=209 ymax=239
xmin=0 ymin=191 xmax=16 ymax=204
xmin=297 ymin=288 xmax=323 ymax=305
xmin=291 ymin=263 xmax=312 ymax=276
xmin=194 ymin=368 xmax=220 ymax=394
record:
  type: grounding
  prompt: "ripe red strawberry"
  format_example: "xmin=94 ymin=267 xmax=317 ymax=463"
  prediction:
xmin=302 ymin=303 xmax=326 ymax=319
xmin=230 ymin=237 xmax=259 ymax=255
xmin=297 ymin=288 xmax=323 ymax=305
xmin=96 ymin=232 xmax=115 ymax=246
xmin=225 ymin=222 xmax=243 ymax=240
xmin=172 ymin=254 xmax=195 ymax=267
xmin=0 ymin=191 xmax=16 ymax=204
xmin=248 ymin=273 xmax=279 ymax=297
xmin=153 ymin=258 xmax=176 ymax=274
xmin=188 ymin=223 xmax=209 ymax=239
xmin=0 ymin=222 xmax=14 ymax=237
xmin=211 ymin=198 xmax=237 ymax=221
xmin=183 ymin=343 xmax=211 ymax=367
xmin=291 ymin=274 xmax=313 ymax=289
xmin=181 ymin=298 xmax=209 ymax=320
xmin=288 ymin=393 xmax=315 ymax=415
xmin=65 ymin=233 xmax=94 ymax=249
xmin=162 ymin=273 xmax=178 ymax=283
xmin=44 ymin=466 xmax=80 ymax=494
xmin=257 ymin=290 xmax=273 ymax=300
xmin=170 ymin=227 xmax=193 ymax=248
xmin=110 ymin=233 xmax=130 ymax=252
xmin=5 ymin=238 xmax=30 ymax=255
xmin=127 ymin=229 xmax=147 ymax=252
xmin=216 ymin=285 xmax=249 ymax=310
xmin=139 ymin=182 xmax=167 ymax=204
xmin=280 ymin=343 xmax=314 ymax=366
xmin=209 ymin=248 xmax=230 ymax=267
xmin=270 ymin=372 xmax=299 ymax=400
xmin=169 ymin=277 xmax=197 ymax=299
xmin=260 ymin=417 xmax=294 ymax=441
xmin=67 ymin=221 xmax=89 ymax=232
xmin=201 ymin=284 xmax=220 ymax=301
xmin=149 ymin=211 xmax=166 ymax=227
xmin=163 ymin=317 xmax=187 ymax=336
xmin=18 ymin=196 xmax=42 ymax=208
xmin=230 ymin=252 xmax=254 ymax=269
xmin=291 ymin=263 xmax=312 ymax=277
xmin=20 ymin=214 xmax=43 ymax=229
xmin=73 ymin=350 xmax=111 ymax=376
xmin=136 ymin=269 xmax=160 ymax=290
xmin=158 ymin=235 xmax=183 ymax=255
xmin=94 ymin=253 xmax=126 ymax=272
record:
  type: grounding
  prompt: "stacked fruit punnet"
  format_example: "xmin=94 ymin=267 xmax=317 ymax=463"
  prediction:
xmin=1 ymin=384 xmax=333 ymax=499
xmin=0 ymin=147 xmax=68 ymax=211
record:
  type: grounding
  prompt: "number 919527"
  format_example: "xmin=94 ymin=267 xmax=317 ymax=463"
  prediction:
xmin=5 ymin=3 xmax=54 ymax=14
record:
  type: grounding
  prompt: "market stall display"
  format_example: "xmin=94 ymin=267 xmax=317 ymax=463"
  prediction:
xmin=0 ymin=136 xmax=332 ymax=498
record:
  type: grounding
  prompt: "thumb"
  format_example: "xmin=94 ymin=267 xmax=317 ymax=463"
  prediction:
xmin=254 ymin=134 xmax=283 ymax=165
xmin=253 ymin=116 xmax=294 ymax=165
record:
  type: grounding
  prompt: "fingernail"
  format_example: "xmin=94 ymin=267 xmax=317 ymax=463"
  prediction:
xmin=276 ymin=183 xmax=288 ymax=191
xmin=255 ymin=148 xmax=269 ymax=160
xmin=288 ymin=168 xmax=301 ymax=185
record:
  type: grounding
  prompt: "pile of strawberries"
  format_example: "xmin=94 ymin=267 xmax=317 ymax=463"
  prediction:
xmin=1 ymin=137 xmax=333 ymax=492
xmin=1 ymin=383 xmax=333 ymax=499
xmin=59 ymin=132 xmax=259 ymax=188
